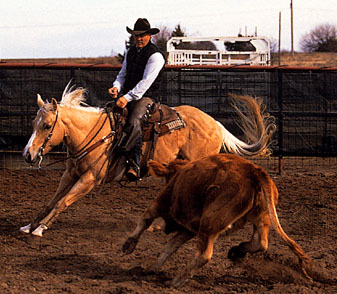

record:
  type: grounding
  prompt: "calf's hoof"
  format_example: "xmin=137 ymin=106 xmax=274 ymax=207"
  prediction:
xmin=228 ymin=246 xmax=247 ymax=261
xmin=147 ymin=263 xmax=162 ymax=273
xmin=122 ymin=237 xmax=138 ymax=255
xmin=165 ymin=276 xmax=188 ymax=288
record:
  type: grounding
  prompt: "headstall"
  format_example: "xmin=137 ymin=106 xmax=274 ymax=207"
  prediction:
xmin=36 ymin=103 xmax=121 ymax=170
xmin=37 ymin=110 xmax=59 ymax=169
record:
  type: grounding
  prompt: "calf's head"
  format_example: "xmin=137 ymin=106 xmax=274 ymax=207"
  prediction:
xmin=147 ymin=159 xmax=189 ymax=182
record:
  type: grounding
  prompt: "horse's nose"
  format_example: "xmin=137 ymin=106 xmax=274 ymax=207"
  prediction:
xmin=23 ymin=150 xmax=33 ymax=164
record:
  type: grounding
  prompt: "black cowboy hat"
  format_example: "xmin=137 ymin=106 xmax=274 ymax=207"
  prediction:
xmin=126 ymin=18 xmax=160 ymax=36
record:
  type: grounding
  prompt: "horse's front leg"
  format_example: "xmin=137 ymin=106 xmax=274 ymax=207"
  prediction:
xmin=21 ymin=171 xmax=97 ymax=237
xmin=20 ymin=169 xmax=78 ymax=236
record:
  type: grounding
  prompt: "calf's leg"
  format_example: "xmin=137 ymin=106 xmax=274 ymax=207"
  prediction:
xmin=151 ymin=230 xmax=194 ymax=272
xmin=228 ymin=212 xmax=270 ymax=260
xmin=167 ymin=199 xmax=250 ymax=288
xmin=168 ymin=233 xmax=219 ymax=288
xmin=123 ymin=200 xmax=161 ymax=255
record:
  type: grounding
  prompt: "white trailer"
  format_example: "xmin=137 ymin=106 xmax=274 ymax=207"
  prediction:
xmin=167 ymin=36 xmax=270 ymax=66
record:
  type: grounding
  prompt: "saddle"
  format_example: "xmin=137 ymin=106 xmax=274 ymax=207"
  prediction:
xmin=142 ymin=102 xmax=185 ymax=141
xmin=105 ymin=101 xmax=185 ymax=178
xmin=140 ymin=102 xmax=185 ymax=176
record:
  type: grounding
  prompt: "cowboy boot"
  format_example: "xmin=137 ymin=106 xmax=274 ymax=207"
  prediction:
xmin=126 ymin=137 xmax=142 ymax=181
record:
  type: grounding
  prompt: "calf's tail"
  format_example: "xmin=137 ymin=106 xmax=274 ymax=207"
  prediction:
xmin=261 ymin=174 xmax=313 ymax=282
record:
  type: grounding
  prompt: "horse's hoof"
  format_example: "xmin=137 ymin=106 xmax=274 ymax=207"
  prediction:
xmin=31 ymin=224 xmax=48 ymax=237
xmin=20 ymin=223 xmax=32 ymax=234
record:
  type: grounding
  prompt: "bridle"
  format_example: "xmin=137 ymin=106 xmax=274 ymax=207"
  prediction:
xmin=36 ymin=101 xmax=126 ymax=170
xmin=37 ymin=110 xmax=59 ymax=169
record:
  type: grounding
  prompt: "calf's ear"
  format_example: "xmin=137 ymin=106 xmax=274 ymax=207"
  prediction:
xmin=147 ymin=161 xmax=169 ymax=177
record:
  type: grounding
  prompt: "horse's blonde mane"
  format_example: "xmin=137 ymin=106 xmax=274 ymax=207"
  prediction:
xmin=60 ymin=84 xmax=102 ymax=113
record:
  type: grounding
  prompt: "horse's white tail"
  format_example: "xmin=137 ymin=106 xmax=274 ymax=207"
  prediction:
xmin=218 ymin=94 xmax=276 ymax=157
xmin=217 ymin=121 xmax=264 ymax=157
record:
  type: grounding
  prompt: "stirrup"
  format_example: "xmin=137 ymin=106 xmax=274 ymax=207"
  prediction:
xmin=126 ymin=167 xmax=140 ymax=182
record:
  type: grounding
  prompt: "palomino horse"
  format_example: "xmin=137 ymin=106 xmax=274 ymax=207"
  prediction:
xmin=20 ymin=85 xmax=275 ymax=237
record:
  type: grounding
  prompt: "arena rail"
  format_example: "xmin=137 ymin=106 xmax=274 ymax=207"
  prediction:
xmin=1 ymin=62 xmax=337 ymax=71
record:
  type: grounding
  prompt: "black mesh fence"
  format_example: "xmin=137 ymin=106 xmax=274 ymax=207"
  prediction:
xmin=1 ymin=63 xmax=336 ymax=171
xmin=162 ymin=68 xmax=337 ymax=157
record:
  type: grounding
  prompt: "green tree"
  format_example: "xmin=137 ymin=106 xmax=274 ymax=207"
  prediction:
xmin=300 ymin=24 xmax=337 ymax=52
xmin=170 ymin=24 xmax=216 ymax=51
xmin=172 ymin=24 xmax=185 ymax=37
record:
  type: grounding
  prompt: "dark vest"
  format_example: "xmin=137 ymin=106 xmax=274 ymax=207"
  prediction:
xmin=123 ymin=42 xmax=165 ymax=101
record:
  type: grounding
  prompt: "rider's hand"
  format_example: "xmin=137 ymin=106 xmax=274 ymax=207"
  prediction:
xmin=116 ymin=96 xmax=128 ymax=109
xmin=108 ymin=87 xmax=118 ymax=99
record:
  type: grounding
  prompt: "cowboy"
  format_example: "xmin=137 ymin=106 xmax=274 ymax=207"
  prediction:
xmin=108 ymin=18 xmax=165 ymax=181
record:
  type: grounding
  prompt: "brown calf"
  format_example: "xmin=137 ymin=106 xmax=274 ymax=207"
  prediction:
xmin=122 ymin=154 xmax=312 ymax=287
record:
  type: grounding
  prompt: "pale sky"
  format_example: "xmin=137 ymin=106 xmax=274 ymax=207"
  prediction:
xmin=1 ymin=0 xmax=336 ymax=59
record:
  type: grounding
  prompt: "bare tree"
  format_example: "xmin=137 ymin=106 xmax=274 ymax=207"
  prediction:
xmin=151 ymin=26 xmax=173 ymax=57
xmin=268 ymin=36 xmax=278 ymax=53
xmin=300 ymin=23 xmax=337 ymax=52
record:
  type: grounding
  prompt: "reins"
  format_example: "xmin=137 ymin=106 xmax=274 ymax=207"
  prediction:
xmin=38 ymin=105 xmax=118 ymax=170
xmin=67 ymin=114 xmax=110 ymax=160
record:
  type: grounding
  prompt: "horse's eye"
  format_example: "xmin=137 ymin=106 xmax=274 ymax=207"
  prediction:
xmin=43 ymin=124 xmax=52 ymax=130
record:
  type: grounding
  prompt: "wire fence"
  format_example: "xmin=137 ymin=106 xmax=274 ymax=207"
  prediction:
xmin=0 ymin=63 xmax=336 ymax=172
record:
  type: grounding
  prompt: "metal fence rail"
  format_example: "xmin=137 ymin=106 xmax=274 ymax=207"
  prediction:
xmin=1 ymin=63 xmax=336 ymax=172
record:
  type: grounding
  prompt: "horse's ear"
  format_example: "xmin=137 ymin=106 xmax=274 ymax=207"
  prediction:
xmin=51 ymin=98 xmax=58 ymax=111
xmin=37 ymin=94 xmax=44 ymax=107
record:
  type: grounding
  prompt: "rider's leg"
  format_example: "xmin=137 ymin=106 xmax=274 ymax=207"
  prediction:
xmin=121 ymin=97 xmax=153 ymax=180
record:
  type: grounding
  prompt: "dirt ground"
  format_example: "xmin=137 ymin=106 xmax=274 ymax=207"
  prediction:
xmin=0 ymin=167 xmax=336 ymax=294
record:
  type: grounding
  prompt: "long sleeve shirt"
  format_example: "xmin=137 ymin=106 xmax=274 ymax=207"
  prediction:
xmin=113 ymin=49 xmax=165 ymax=102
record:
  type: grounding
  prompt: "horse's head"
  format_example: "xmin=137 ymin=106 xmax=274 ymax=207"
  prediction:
xmin=23 ymin=95 xmax=65 ymax=166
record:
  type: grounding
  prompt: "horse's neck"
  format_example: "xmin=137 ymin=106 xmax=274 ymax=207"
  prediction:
xmin=60 ymin=106 xmax=107 ymax=152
